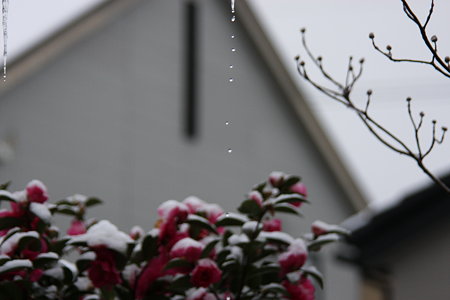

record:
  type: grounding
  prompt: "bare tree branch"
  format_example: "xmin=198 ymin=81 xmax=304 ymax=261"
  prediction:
xmin=370 ymin=0 xmax=450 ymax=78
xmin=296 ymin=28 xmax=450 ymax=194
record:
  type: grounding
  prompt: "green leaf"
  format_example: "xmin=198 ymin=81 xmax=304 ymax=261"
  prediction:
xmin=141 ymin=234 xmax=158 ymax=261
xmin=274 ymin=194 xmax=309 ymax=205
xmin=33 ymin=254 xmax=59 ymax=269
xmin=164 ymin=258 xmax=193 ymax=271
xmin=247 ymin=265 xmax=280 ymax=279
xmin=200 ymin=239 xmax=219 ymax=258
xmin=307 ymin=234 xmax=340 ymax=251
xmin=301 ymin=266 xmax=324 ymax=289
xmin=0 ymin=181 xmax=11 ymax=191
xmin=215 ymin=214 xmax=246 ymax=227
xmin=85 ymin=197 xmax=102 ymax=208
xmin=283 ymin=176 xmax=301 ymax=188
xmin=55 ymin=207 xmax=77 ymax=217
xmin=0 ymin=217 xmax=24 ymax=231
xmin=261 ymin=283 xmax=288 ymax=296
xmin=168 ymin=275 xmax=192 ymax=293
xmin=0 ymin=260 xmax=32 ymax=276
xmin=273 ymin=204 xmax=302 ymax=217
xmin=238 ymin=199 xmax=262 ymax=217
xmin=115 ymin=285 xmax=134 ymax=300
xmin=186 ymin=215 xmax=217 ymax=234
xmin=0 ymin=190 xmax=15 ymax=202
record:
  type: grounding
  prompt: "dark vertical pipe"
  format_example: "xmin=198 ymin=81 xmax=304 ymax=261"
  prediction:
xmin=184 ymin=1 xmax=198 ymax=139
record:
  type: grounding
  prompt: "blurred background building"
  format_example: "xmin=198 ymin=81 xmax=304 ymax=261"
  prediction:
xmin=0 ymin=1 xmax=364 ymax=299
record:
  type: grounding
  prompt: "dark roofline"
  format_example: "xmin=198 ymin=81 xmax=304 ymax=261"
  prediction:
xmin=342 ymin=173 xmax=450 ymax=264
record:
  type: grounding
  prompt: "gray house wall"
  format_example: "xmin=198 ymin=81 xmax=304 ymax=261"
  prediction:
xmin=0 ymin=0 xmax=359 ymax=299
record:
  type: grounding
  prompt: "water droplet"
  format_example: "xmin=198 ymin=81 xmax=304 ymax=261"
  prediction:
xmin=229 ymin=78 xmax=234 ymax=83
xmin=229 ymin=65 xmax=234 ymax=69
xmin=231 ymin=0 xmax=235 ymax=14
xmin=231 ymin=48 xmax=236 ymax=52
xmin=231 ymin=35 xmax=235 ymax=39
xmin=227 ymin=148 xmax=232 ymax=153
xmin=231 ymin=15 xmax=236 ymax=22
xmin=225 ymin=212 xmax=230 ymax=217
xmin=225 ymin=121 xmax=230 ymax=125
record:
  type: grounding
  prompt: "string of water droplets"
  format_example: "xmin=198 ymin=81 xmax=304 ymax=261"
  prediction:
xmin=227 ymin=0 xmax=236 ymax=154
xmin=2 ymin=0 xmax=8 ymax=81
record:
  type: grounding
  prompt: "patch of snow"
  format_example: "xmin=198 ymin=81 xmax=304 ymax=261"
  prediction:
xmin=66 ymin=194 xmax=88 ymax=204
xmin=157 ymin=200 xmax=188 ymax=219
xmin=74 ymin=276 xmax=92 ymax=291
xmin=12 ymin=190 xmax=26 ymax=202
xmin=0 ymin=231 xmax=39 ymax=254
xmin=183 ymin=196 xmax=206 ymax=212
xmin=228 ymin=234 xmax=249 ymax=245
xmin=30 ymin=202 xmax=51 ymax=223
xmin=60 ymin=259 xmax=77 ymax=276
xmin=79 ymin=251 xmax=96 ymax=260
xmin=70 ymin=220 xmax=132 ymax=254
xmin=0 ymin=190 xmax=14 ymax=200
xmin=242 ymin=221 xmax=261 ymax=234
xmin=172 ymin=237 xmax=203 ymax=252
xmin=259 ymin=231 xmax=294 ymax=244
xmin=0 ymin=259 xmax=32 ymax=273
xmin=37 ymin=252 xmax=59 ymax=260
xmin=216 ymin=212 xmax=248 ymax=223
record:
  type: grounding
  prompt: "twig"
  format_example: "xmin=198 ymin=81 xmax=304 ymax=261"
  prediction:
xmin=296 ymin=28 xmax=450 ymax=195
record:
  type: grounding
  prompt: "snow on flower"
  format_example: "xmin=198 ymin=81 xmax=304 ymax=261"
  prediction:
xmin=71 ymin=220 xmax=132 ymax=254
xmin=157 ymin=200 xmax=189 ymax=220
xmin=311 ymin=220 xmax=348 ymax=236
xmin=26 ymin=180 xmax=48 ymax=203
xmin=278 ymin=239 xmax=308 ymax=275
xmin=183 ymin=196 xmax=207 ymax=213
xmin=190 ymin=258 xmax=221 ymax=287
xmin=170 ymin=237 xmax=204 ymax=262
xmin=29 ymin=202 xmax=51 ymax=223
xmin=291 ymin=182 xmax=307 ymax=197
xmin=201 ymin=203 xmax=223 ymax=223
xmin=130 ymin=225 xmax=145 ymax=240
xmin=0 ymin=259 xmax=32 ymax=273
xmin=269 ymin=171 xmax=286 ymax=187
xmin=248 ymin=190 xmax=263 ymax=206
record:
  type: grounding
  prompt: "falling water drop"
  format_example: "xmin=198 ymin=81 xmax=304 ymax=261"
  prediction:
xmin=225 ymin=212 xmax=230 ymax=217
xmin=231 ymin=15 xmax=236 ymax=22
xmin=229 ymin=78 xmax=234 ymax=83
xmin=231 ymin=48 xmax=236 ymax=52
xmin=2 ymin=0 xmax=8 ymax=81
xmin=231 ymin=0 xmax=235 ymax=14
xmin=227 ymin=148 xmax=232 ymax=154
xmin=231 ymin=35 xmax=235 ymax=39
xmin=229 ymin=65 xmax=234 ymax=69
xmin=225 ymin=121 xmax=230 ymax=126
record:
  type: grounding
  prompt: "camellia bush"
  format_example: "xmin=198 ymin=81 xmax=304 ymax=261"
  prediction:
xmin=0 ymin=172 xmax=348 ymax=300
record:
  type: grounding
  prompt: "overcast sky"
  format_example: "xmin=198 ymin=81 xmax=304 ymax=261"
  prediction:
xmin=4 ymin=0 xmax=450 ymax=208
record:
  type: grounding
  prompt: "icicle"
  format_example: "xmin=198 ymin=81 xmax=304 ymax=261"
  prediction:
xmin=2 ymin=0 xmax=8 ymax=81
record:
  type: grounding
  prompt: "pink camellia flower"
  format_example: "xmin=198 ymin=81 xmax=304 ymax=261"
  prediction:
xmin=171 ymin=237 xmax=204 ymax=262
xmin=186 ymin=287 xmax=217 ymax=300
xmin=129 ymin=226 xmax=145 ymax=240
xmin=88 ymin=247 xmax=122 ymax=288
xmin=269 ymin=171 xmax=286 ymax=187
xmin=157 ymin=200 xmax=189 ymax=222
xmin=278 ymin=239 xmax=308 ymax=275
xmin=26 ymin=180 xmax=48 ymax=203
xmin=135 ymin=255 xmax=169 ymax=299
xmin=290 ymin=183 xmax=307 ymax=207
xmin=283 ymin=277 xmax=315 ymax=300
xmin=190 ymin=258 xmax=222 ymax=287
xmin=248 ymin=191 xmax=263 ymax=207
xmin=263 ymin=219 xmax=282 ymax=232
xmin=67 ymin=219 xmax=87 ymax=236
xmin=203 ymin=203 xmax=223 ymax=224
